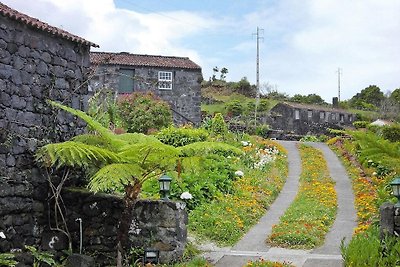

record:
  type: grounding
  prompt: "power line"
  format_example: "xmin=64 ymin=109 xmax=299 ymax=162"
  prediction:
xmin=117 ymin=0 xmax=212 ymax=31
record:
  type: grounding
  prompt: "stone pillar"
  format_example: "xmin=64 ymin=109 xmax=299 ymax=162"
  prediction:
xmin=380 ymin=202 xmax=394 ymax=239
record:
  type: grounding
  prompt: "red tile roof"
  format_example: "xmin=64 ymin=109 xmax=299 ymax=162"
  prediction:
xmin=0 ymin=2 xmax=98 ymax=47
xmin=90 ymin=51 xmax=201 ymax=70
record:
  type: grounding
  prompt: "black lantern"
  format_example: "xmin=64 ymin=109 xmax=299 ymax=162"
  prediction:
xmin=390 ymin=177 xmax=400 ymax=208
xmin=143 ymin=248 xmax=159 ymax=264
xmin=158 ymin=173 xmax=172 ymax=200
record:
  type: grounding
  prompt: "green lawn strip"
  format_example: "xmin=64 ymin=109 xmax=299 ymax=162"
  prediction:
xmin=189 ymin=147 xmax=288 ymax=246
xmin=268 ymin=144 xmax=337 ymax=249
xmin=244 ymin=259 xmax=296 ymax=267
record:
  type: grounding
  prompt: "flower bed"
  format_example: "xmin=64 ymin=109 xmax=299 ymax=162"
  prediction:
xmin=188 ymin=139 xmax=288 ymax=246
xmin=268 ymin=144 xmax=337 ymax=249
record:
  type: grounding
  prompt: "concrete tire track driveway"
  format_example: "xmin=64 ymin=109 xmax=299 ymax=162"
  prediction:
xmin=201 ymin=141 xmax=357 ymax=267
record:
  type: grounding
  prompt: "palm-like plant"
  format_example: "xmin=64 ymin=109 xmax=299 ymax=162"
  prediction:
xmin=35 ymin=101 xmax=179 ymax=267
xmin=352 ymin=131 xmax=400 ymax=170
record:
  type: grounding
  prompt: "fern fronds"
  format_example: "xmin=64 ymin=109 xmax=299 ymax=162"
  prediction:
xmin=88 ymin=163 xmax=144 ymax=192
xmin=36 ymin=141 xmax=121 ymax=169
xmin=48 ymin=100 xmax=129 ymax=149
xmin=352 ymin=131 xmax=400 ymax=168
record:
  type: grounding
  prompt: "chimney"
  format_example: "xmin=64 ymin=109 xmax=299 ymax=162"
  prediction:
xmin=332 ymin=97 xmax=338 ymax=108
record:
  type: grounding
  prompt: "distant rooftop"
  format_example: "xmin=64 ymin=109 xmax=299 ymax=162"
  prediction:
xmin=90 ymin=51 xmax=201 ymax=70
xmin=280 ymin=102 xmax=354 ymax=114
xmin=0 ymin=2 xmax=98 ymax=47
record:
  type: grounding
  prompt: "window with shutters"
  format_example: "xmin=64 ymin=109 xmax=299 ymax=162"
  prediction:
xmin=118 ymin=69 xmax=135 ymax=93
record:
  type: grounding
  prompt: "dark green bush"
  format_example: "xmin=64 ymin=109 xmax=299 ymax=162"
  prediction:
xmin=225 ymin=100 xmax=244 ymax=116
xmin=117 ymin=92 xmax=172 ymax=133
xmin=353 ymin=121 xmax=369 ymax=129
xmin=255 ymin=124 xmax=270 ymax=137
xmin=381 ymin=124 xmax=400 ymax=142
xmin=156 ymin=126 xmax=209 ymax=147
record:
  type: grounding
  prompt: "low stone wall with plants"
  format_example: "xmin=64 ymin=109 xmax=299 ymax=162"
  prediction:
xmin=43 ymin=189 xmax=187 ymax=265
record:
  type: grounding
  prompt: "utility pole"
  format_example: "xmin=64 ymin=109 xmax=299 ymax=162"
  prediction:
xmin=253 ymin=26 xmax=263 ymax=127
xmin=336 ymin=67 xmax=342 ymax=103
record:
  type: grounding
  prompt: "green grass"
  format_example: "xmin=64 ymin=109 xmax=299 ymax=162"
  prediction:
xmin=268 ymin=144 xmax=337 ymax=249
xmin=340 ymin=226 xmax=400 ymax=267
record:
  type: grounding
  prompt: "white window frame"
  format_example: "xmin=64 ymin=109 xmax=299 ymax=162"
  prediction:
xmin=158 ymin=71 xmax=173 ymax=90
xmin=307 ymin=110 xmax=313 ymax=119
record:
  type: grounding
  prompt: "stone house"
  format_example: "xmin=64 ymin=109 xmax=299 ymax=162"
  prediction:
xmin=0 ymin=2 xmax=97 ymax=252
xmin=89 ymin=51 xmax=203 ymax=125
xmin=267 ymin=102 xmax=356 ymax=135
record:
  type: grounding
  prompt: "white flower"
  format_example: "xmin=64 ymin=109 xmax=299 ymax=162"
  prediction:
xmin=241 ymin=141 xmax=249 ymax=146
xmin=235 ymin=170 xmax=244 ymax=177
xmin=0 ymin=232 xmax=5 ymax=239
xmin=180 ymin=192 xmax=193 ymax=200
xmin=372 ymin=172 xmax=377 ymax=176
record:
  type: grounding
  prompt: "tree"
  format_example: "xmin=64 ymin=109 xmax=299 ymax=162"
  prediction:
xmin=390 ymin=88 xmax=400 ymax=105
xmin=350 ymin=85 xmax=385 ymax=108
xmin=220 ymin=67 xmax=228 ymax=81
xmin=212 ymin=66 xmax=219 ymax=81
xmin=35 ymin=101 xmax=179 ymax=267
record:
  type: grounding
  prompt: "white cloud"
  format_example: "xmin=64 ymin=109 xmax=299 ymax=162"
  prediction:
xmin=2 ymin=0 xmax=399 ymax=101
xmin=2 ymin=0 xmax=219 ymax=67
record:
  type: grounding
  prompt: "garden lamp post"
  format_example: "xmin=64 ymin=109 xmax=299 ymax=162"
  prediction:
xmin=143 ymin=248 xmax=159 ymax=264
xmin=159 ymin=173 xmax=172 ymax=200
xmin=390 ymin=177 xmax=400 ymax=208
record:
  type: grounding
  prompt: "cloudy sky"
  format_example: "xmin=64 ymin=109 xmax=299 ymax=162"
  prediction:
xmin=3 ymin=0 xmax=400 ymax=101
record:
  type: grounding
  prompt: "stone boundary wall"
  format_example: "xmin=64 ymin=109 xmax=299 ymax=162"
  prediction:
xmin=0 ymin=14 xmax=90 ymax=252
xmin=43 ymin=189 xmax=188 ymax=265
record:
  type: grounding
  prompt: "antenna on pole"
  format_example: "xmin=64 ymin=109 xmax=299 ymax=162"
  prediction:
xmin=336 ymin=67 xmax=342 ymax=103
xmin=253 ymin=26 xmax=264 ymax=127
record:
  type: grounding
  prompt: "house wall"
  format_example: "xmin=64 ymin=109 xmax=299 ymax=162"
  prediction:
xmin=90 ymin=65 xmax=202 ymax=126
xmin=0 ymin=16 xmax=90 ymax=252
xmin=268 ymin=103 xmax=354 ymax=135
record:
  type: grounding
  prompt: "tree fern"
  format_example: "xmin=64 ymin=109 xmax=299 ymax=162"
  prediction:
xmin=352 ymin=131 xmax=400 ymax=168
xmin=89 ymin=163 xmax=144 ymax=192
xmin=35 ymin=141 xmax=122 ymax=169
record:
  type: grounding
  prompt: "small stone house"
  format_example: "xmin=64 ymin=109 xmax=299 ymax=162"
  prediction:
xmin=0 ymin=2 xmax=97 ymax=252
xmin=268 ymin=102 xmax=356 ymax=135
xmin=89 ymin=51 xmax=203 ymax=125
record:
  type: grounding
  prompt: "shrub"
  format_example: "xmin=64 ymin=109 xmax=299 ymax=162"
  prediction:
xmin=225 ymin=100 xmax=244 ymax=116
xmin=156 ymin=126 xmax=209 ymax=147
xmin=381 ymin=124 xmax=400 ymax=142
xmin=258 ymin=99 xmax=270 ymax=112
xmin=209 ymin=113 xmax=228 ymax=137
xmin=353 ymin=121 xmax=369 ymax=129
xmin=341 ymin=226 xmax=400 ymax=267
xmin=117 ymin=92 xmax=172 ymax=133
xmin=255 ymin=124 xmax=270 ymax=137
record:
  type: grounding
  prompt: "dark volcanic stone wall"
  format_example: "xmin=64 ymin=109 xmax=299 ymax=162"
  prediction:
xmin=55 ymin=190 xmax=187 ymax=265
xmin=0 ymin=15 xmax=91 ymax=252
